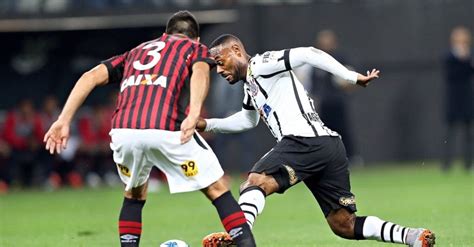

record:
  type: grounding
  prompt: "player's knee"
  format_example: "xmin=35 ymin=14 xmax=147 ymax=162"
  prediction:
xmin=202 ymin=177 xmax=229 ymax=201
xmin=213 ymin=176 xmax=229 ymax=189
xmin=329 ymin=221 xmax=354 ymax=239
xmin=240 ymin=173 xmax=278 ymax=195
xmin=125 ymin=183 xmax=148 ymax=200
xmin=327 ymin=211 xmax=356 ymax=239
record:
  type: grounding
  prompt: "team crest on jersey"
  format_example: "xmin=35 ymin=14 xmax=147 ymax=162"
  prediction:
xmin=117 ymin=164 xmax=131 ymax=177
xmin=181 ymin=160 xmax=198 ymax=177
xmin=246 ymin=65 xmax=259 ymax=96
xmin=247 ymin=77 xmax=259 ymax=97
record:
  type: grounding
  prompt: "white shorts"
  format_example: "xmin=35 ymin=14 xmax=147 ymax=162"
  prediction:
xmin=109 ymin=128 xmax=224 ymax=193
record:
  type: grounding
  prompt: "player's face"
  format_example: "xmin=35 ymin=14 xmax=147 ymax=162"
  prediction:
xmin=211 ymin=46 xmax=246 ymax=85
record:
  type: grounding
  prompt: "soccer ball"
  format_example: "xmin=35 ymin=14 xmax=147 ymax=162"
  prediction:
xmin=159 ymin=239 xmax=189 ymax=247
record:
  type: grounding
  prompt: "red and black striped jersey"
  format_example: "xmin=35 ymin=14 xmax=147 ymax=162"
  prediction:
xmin=102 ymin=33 xmax=211 ymax=131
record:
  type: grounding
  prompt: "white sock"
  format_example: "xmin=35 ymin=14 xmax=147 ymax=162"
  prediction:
xmin=238 ymin=187 xmax=265 ymax=229
xmin=361 ymin=216 xmax=409 ymax=244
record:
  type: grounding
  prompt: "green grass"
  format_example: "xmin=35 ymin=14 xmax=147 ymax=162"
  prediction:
xmin=0 ymin=162 xmax=473 ymax=247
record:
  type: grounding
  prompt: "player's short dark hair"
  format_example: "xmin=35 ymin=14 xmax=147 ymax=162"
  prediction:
xmin=166 ymin=10 xmax=199 ymax=39
xmin=209 ymin=34 xmax=242 ymax=50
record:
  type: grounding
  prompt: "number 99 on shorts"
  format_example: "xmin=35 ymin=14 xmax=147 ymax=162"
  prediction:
xmin=181 ymin=161 xmax=198 ymax=177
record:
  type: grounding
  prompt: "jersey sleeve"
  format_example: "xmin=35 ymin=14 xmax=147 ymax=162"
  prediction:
xmin=189 ymin=43 xmax=214 ymax=66
xmin=288 ymin=47 xmax=358 ymax=83
xmin=250 ymin=49 xmax=291 ymax=78
xmin=101 ymin=51 xmax=128 ymax=84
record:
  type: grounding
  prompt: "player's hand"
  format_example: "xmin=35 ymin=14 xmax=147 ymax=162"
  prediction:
xmin=180 ymin=115 xmax=199 ymax=144
xmin=43 ymin=120 xmax=70 ymax=155
xmin=196 ymin=118 xmax=207 ymax=132
xmin=356 ymin=69 xmax=380 ymax=87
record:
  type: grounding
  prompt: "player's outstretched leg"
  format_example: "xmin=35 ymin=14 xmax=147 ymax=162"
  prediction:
xmin=203 ymin=179 xmax=256 ymax=246
xmin=327 ymin=209 xmax=435 ymax=246
xmin=118 ymin=184 xmax=147 ymax=247
xmin=354 ymin=216 xmax=435 ymax=246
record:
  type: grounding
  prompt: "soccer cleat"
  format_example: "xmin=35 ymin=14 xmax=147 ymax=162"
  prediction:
xmin=409 ymin=229 xmax=436 ymax=247
xmin=202 ymin=232 xmax=235 ymax=247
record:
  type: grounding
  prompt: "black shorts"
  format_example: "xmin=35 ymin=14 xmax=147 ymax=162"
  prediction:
xmin=251 ymin=135 xmax=356 ymax=217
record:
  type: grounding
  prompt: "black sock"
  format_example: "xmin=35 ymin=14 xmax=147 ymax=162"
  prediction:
xmin=118 ymin=197 xmax=146 ymax=247
xmin=212 ymin=191 xmax=256 ymax=247
xmin=354 ymin=216 xmax=367 ymax=240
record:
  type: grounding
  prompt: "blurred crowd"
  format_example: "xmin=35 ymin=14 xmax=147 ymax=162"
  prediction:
xmin=0 ymin=0 xmax=234 ymax=14
xmin=0 ymin=0 xmax=300 ymax=15
xmin=0 ymin=16 xmax=471 ymax=194
xmin=0 ymin=90 xmax=243 ymax=194
xmin=0 ymin=95 xmax=122 ymax=193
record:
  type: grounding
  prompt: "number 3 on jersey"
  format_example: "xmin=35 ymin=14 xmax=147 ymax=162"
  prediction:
xmin=133 ymin=41 xmax=166 ymax=71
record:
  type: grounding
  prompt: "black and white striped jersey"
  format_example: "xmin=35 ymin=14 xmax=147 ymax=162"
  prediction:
xmin=243 ymin=48 xmax=341 ymax=141
xmin=205 ymin=47 xmax=358 ymax=142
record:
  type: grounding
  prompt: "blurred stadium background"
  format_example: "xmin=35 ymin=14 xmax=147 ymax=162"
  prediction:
xmin=0 ymin=0 xmax=472 ymax=246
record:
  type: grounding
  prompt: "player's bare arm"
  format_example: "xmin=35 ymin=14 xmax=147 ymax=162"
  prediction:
xmin=43 ymin=64 xmax=109 ymax=154
xmin=196 ymin=117 xmax=207 ymax=132
xmin=180 ymin=61 xmax=210 ymax=144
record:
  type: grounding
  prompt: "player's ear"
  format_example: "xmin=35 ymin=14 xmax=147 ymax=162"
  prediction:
xmin=231 ymin=44 xmax=242 ymax=57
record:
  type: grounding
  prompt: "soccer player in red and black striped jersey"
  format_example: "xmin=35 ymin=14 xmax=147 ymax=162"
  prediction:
xmin=44 ymin=11 xmax=256 ymax=247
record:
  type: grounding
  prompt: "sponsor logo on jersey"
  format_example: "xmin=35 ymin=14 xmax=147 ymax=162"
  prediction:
xmin=261 ymin=51 xmax=279 ymax=63
xmin=339 ymin=196 xmax=356 ymax=206
xmin=304 ymin=112 xmax=322 ymax=122
xmin=283 ymin=165 xmax=299 ymax=185
xmin=121 ymin=74 xmax=167 ymax=92
xmin=262 ymin=52 xmax=271 ymax=63
xmin=258 ymin=104 xmax=272 ymax=121
xmin=262 ymin=104 xmax=272 ymax=118
xmin=120 ymin=234 xmax=138 ymax=243
xmin=181 ymin=160 xmax=198 ymax=177
xmin=117 ymin=164 xmax=131 ymax=177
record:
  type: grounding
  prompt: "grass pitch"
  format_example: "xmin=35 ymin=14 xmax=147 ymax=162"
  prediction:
xmin=0 ymin=162 xmax=472 ymax=247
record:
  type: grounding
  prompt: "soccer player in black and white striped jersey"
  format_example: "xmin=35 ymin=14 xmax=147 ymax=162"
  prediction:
xmin=197 ymin=34 xmax=435 ymax=246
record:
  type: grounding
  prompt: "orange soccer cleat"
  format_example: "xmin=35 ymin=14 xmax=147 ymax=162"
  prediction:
xmin=202 ymin=232 xmax=235 ymax=247
xmin=410 ymin=229 xmax=436 ymax=247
